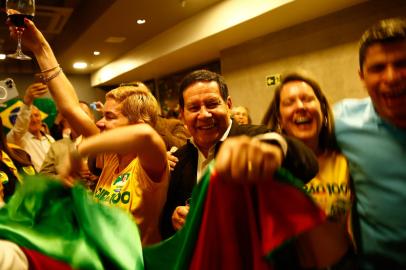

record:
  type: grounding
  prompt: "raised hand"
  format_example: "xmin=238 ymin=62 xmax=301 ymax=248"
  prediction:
xmin=215 ymin=136 xmax=283 ymax=183
xmin=23 ymin=82 xmax=48 ymax=105
xmin=8 ymin=17 xmax=48 ymax=55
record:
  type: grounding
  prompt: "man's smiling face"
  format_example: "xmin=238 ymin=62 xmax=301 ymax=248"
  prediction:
xmin=181 ymin=81 xmax=232 ymax=154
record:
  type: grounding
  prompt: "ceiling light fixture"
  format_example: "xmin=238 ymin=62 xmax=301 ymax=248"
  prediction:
xmin=0 ymin=54 xmax=6 ymax=60
xmin=73 ymin=62 xmax=88 ymax=69
xmin=137 ymin=19 xmax=146 ymax=25
xmin=93 ymin=51 xmax=100 ymax=56
xmin=105 ymin=37 xmax=126 ymax=43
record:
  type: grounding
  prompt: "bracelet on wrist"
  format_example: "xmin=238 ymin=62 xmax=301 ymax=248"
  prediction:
xmin=35 ymin=68 xmax=63 ymax=84
xmin=39 ymin=64 xmax=60 ymax=74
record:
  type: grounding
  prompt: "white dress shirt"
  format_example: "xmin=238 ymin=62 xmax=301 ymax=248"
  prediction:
xmin=7 ymin=103 xmax=55 ymax=172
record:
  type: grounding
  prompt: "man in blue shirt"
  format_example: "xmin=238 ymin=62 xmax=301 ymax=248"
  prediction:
xmin=334 ymin=18 xmax=406 ymax=269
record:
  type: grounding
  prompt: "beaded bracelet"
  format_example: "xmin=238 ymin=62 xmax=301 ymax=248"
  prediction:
xmin=39 ymin=64 xmax=60 ymax=74
xmin=36 ymin=68 xmax=63 ymax=84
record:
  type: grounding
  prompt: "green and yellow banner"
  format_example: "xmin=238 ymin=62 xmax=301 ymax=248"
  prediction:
xmin=0 ymin=98 xmax=57 ymax=133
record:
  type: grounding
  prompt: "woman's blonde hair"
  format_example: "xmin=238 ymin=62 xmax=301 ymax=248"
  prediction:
xmin=106 ymin=82 xmax=159 ymax=127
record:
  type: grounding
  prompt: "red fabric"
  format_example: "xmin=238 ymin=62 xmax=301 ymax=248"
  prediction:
xmin=19 ymin=247 xmax=73 ymax=270
xmin=258 ymin=179 xmax=325 ymax=254
xmin=190 ymin=172 xmax=325 ymax=270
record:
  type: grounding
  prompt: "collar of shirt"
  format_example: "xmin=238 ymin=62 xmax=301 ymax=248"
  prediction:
xmin=29 ymin=132 xmax=51 ymax=142
xmin=190 ymin=120 xmax=233 ymax=182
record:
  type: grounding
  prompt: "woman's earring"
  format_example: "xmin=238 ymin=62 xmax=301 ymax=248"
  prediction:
xmin=277 ymin=121 xmax=283 ymax=133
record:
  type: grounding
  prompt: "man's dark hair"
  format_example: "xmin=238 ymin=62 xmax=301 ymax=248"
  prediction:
xmin=178 ymin=70 xmax=229 ymax=108
xmin=359 ymin=17 xmax=406 ymax=70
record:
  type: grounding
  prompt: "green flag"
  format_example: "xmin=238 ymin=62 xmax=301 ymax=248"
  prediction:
xmin=0 ymin=176 xmax=143 ymax=270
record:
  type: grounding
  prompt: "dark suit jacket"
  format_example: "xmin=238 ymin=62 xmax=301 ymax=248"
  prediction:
xmin=160 ymin=122 xmax=318 ymax=239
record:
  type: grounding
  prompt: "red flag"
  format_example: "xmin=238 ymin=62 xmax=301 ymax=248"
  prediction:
xmin=190 ymin=170 xmax=325 ymax=270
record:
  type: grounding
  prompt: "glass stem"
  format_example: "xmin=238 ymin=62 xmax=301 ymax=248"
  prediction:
xmin=16 ymin=29 xmax=24 ymax=55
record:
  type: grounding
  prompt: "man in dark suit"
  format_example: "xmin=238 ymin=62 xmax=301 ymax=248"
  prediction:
xmin=160 ymin=70 xmax=318 ymax=239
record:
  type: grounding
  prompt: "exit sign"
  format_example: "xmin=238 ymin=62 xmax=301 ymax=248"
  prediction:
xmin=266 ymin=74 xmax=281 ymax=86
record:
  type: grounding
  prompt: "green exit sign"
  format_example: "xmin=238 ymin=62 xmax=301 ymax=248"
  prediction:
xmin=266 ymin=74 xmax=281 ymax=86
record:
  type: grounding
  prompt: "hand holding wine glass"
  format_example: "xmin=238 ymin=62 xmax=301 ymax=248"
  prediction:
xmin=6 ymin=0 xmax=35 ymax=60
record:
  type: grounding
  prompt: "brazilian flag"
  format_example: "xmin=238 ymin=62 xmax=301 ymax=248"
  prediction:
xmin=0 ymin=98 xmax=57 ymax=134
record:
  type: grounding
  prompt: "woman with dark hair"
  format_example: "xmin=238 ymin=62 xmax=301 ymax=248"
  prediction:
xmin=262 ymin=72 xmax=355 ymax=269
xmin=0 ymin=118 xmax=35 ymax=205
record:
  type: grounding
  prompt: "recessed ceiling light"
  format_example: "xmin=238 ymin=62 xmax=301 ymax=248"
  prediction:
xmin=0 ymin=54 xmax=6 ymax=60
xmin=105 ymin=37 xmax=126 ymax=43
xmin=93 ymin=51 xmax=100 ymax=56
xmin=137 ymin=19 xmax=146 ymax=25
xmin=73 ymin=62 xmax=88 ymax=69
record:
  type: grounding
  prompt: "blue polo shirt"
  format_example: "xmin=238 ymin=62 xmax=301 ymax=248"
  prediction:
xmin=334 ymin=98 xmax=406 ymax=266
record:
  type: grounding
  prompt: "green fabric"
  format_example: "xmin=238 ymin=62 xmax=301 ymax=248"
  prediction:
xmin=274 ymin=167 xmax=306 ymax=189
xmin=143 ymin=163 xmax=212 ymax=270
xmin=0 ymin=175 xmax=143 ymax=270
xmin=33 ymin=98 xmax=58 ymax=128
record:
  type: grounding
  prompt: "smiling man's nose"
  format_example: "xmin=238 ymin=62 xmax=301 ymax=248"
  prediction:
xmin=383 ymin=65 xmax=402 ymax=84
xmin=198 ymin=107 xmax=212 ymax=118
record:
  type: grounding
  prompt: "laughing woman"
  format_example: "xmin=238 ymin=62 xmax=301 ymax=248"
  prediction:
xmin=262 ymin=72 xmax=356 ymax=269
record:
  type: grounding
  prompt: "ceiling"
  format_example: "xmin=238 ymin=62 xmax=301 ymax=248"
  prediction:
xmin=0 ymin=0 xmax=222 ymax=75
xmin=0 ymin=0 xmax=368 ymax=87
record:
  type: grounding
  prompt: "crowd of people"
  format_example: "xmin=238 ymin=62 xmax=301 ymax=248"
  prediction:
xmin=0 ymin=14 xmax=405 ymax=270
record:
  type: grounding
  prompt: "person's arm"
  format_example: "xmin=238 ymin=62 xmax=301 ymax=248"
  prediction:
xmin=215 ymin=134 xmax=318 ymax=184
xmin=6 ymin=103 xmax=30 ymax=145
xmin=7 ymin=83 xmax=47 ymax=145
xmin=282 ymin=136 xmax=319 ymax=183
xmin=256 ymin=132 xmax=318 ymax=183
xmin=160 ymin=145 xmax=195 ymax=239
xmin=64 ymin=124 xmax=167 ymax=183
xmin=39 ymin=144 xmax=57 ymax=176
xmin=8 ymin=19 xmax=99 ymax=138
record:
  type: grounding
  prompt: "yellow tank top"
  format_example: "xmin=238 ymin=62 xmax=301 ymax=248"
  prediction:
xmin=94 ymin=153 xmax=169 ymax=245
xmin=303 ymin=151 xmax=351 ymax=219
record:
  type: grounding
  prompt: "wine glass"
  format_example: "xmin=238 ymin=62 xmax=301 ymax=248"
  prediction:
xmin=6 ymin=0 xmax=35 ymax=60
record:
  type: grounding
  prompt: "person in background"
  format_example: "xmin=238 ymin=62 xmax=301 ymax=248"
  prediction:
xmin=40 ymin=101 xmax=98 ymax=190
xmin=40 ymin=122 xmax=50 ymax=135
xmin=160 ymin=69 xmax=319 ymax=239
xmin=231 ymin=105 xmax=251 ymax=125
xmin=155 ymin=115 xmax=190 ymax=151
xmin=9 ymin=18 xmax=169 ymax=246
xmin=7 ymin=83 xmax=55 ymax=172
xmin=50 ymin=111 xmax=70 ymax=140
xmin=334 ymin=18 xmax=406 ymax=269
xmin=0 ymin=118 xmax=35 ymax=207
xmin=263 ymin=72 xmax=354 ymax=269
